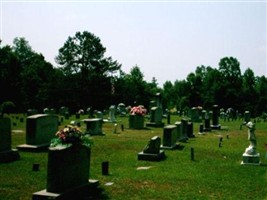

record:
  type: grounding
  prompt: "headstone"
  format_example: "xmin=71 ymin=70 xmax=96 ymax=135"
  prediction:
xmin=117 ymin=103 xmax=127 ymax=116
xmin=211 ymin=105 xmax=221 ymax=130
xmin=59 ymin=106 xmax=69 ymax=116
xmin=27 ymin=109 xmax=38 ymax=116
xmin=161 ymin=125 xmax=179 ymax=149
xmin=146 ymin=93 xmax=164 ymax=127
xmin=174 ymin=121 xmax=182 ymax=141
xmin=17 ymin=114 xmax=58 ymax=151
xmin=181 ymin=118 xmax=189 ymax=141
xmin=190 ymin=107 xmax=202 ymax=122
xmin=138 ymin=136 xmax=166 ymax=161
xmin=0 ymin=117 xmax=20 ymax=163
xmin=108 ymin=105 xmax=116 ymax=123
xmin=75 ymin=113 xmax=80 ymax=119
xmin=187 ymin=122 xmax=195 ymax=138
xmin=198 ymin=123 xmax=205 ymax=135
xmin=244 ymin=111 xmax=251 ymax=124
xmin=204 ymin=111 xmax=211 ymax=132
xmin=32 ymin=145 xmax=99 ymax=199
xmin=241 ymin=121 xmax=261 ymax=165
xmin=129 ymin=114 xmax=144 ymax=129
xmin=96 ymin=111 xmax=103 ymax=120
xmin=84 ymin=118 xmax=104 ymax=136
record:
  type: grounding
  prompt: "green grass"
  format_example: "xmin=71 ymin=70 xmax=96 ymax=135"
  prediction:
xmin=1 ymin=114 xmax=267 ymax=200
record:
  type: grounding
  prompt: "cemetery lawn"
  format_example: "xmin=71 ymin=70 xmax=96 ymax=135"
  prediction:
xmin=1 ymin=114 xmax=267 ymax=200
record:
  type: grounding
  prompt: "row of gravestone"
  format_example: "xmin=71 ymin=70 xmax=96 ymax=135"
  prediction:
xmin=0 ymin=114 xmax=106 ymax=155
xmin=138 ymin=118 xmax=197 ymax=161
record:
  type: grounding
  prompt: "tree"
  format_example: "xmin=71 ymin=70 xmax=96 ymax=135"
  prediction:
xmin=241 ymin=68 xmax=257 ymax=115
xmin=218 ymin=57 xmax=242 ymax=109
xmin=255 ymin=76 xmax=267 ymax=116
xmin=0 ymin=44 xmax=22 ymax=110
xmin=12 ymin=37 xmax=57 ymax=110
xmin=55 ymin=31 xmax=121 ymax=110
xmin=55 ymin=31 xmax=121 ymax=76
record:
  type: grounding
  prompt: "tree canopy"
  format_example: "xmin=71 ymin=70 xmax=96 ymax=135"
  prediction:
xmin=1 ymin=33 xmax=267 ymax=117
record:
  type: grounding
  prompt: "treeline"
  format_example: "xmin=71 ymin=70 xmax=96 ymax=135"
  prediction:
xmin=0 ymin=31 xmax=267 ymax=117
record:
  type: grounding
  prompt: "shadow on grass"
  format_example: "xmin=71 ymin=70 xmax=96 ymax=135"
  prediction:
xmin=62 ymin=184 xmax=110 ymax=200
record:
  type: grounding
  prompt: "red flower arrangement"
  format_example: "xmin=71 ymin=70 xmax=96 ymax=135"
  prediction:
xmin=130 ymin=105 xmax=147 ymax=116
xmin=50 ymin=125 xmax=92 ymax=149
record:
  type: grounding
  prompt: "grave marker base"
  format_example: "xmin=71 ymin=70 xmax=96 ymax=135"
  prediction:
xmin=211 ymin=125 xmax=221 ymax=130
xmin=145 ymin=122 xmax=165 ymax=128
xmin=137 ymin=150 xmax=166 ymax=161
xmin=17 ymin=143 xmax=49 ymax=152
xmin=241 ymin=153 xmax=261 ymax=166
xmin=160 ymin=143 xmax=180 ymax=150
xmin=32 ymin=179 xmax=99 ymax=200
xmin=0 ymin=149 xmax=20 ymax=163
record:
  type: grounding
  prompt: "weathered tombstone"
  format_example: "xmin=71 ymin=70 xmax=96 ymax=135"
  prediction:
xmin=211 ymin=105 xmax=221 ymax=130
xmin=84 ymin=118 xmax=104 ymax=136
xmin=138 ymin=136 xmax=166 ymax=161
xmin=0 ymin=117 xmax=20 ymax=163
xmin=161 ymin=125 xmax=179 ymax=149
xmin=108 ymin=105 xmax=116 ymax=123
xmin=241 ymin=121 xmax=261 ymax=165
xmin=146 ymin=93 xmax=164 ymax=127
xmin=17 ymin=114 xmax=58 ymax=151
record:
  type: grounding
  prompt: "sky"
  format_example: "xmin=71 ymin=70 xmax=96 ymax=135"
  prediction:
xmin=0 ymin=0 xmax=266 ymax=87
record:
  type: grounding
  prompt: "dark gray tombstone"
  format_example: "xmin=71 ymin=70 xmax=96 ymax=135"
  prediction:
xmin=244 ymin=111 xmax=251 ymax=124
xmin=161 ymin=125 xmax=179 ymax=149
xmin=198 ymin=123 xmax=204 ymax=135
xmin=27 ymin=109 xmax=38 ymax=116
xmin=211 ymin=105 xmax=221 ymax=130
xmin=204 ymin=112 xmax=211 ymax=132
xmin=0 ymin=117 xmax=20 ymax=163
xmin=138 ymin=136 xmax=166 ymax=161
xmin=96 ymin=111 xmax=103 ymax=120
xmin=84 ymin=118 xmax=104 ymax=136
xmin=190 ymin=107 xmax=202 ymax=122
xmin=187 ymin=122 xmax=195 ymax=138
xmin=32 ymin=146 xmax=99 ymax=199
xmin=146 ymin=93 xmax=164 ymax=127
xmin=17 ymin=114 xmax=58 ymax=151
xmin=174 ymin=121 xmax=182 ymax=141
xmin=129 ymin=114 xmax=144 ymax=129
xmin=181 ymin=118 xmax=189 ymax=141
xmin=108 ymin=105 xmax=116 ymax=123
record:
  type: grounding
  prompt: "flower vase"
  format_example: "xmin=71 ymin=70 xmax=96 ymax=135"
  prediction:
xmin=129 ymin=114 xmax=144 ymax=129
xmin=46 ymin=145 xmax=91 ymax=193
